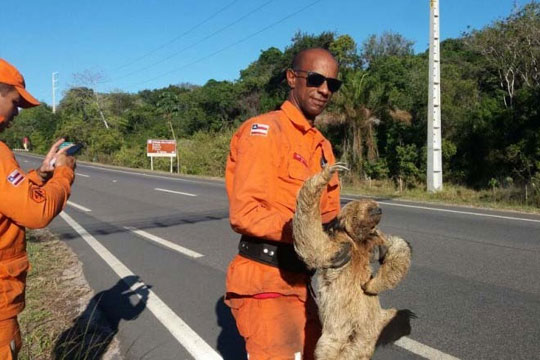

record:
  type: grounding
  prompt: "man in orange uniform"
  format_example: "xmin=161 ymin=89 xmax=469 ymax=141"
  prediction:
xmin=225 ymin=48 xmax=343 ymax=359
xmin=0 ymin=58 xmax=76 ymax=359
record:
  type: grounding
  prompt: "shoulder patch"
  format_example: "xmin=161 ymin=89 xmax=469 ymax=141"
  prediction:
xmin=30 ymin=186 xmax=46 ymax=203
xmin=7 ymin=169 xmax=25 ymax=187
xmin=250 ymin=123 xmax=270 ymax=136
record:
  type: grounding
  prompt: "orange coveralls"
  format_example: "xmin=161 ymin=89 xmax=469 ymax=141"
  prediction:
xmin=225 ymin=100 xmax=340 ymax=359
xmin=0 ymin=142 xmax=73 ymax=358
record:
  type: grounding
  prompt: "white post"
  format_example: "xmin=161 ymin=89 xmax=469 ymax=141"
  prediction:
xmin=170 ymin=157 xmax=173 ymax=173
xmin=151 ymin=156 xmax=154 ymax=171
xmin=427 ymin=0 xmax=443 ymax=192
xmin=52 ymin=72 xmax=58 ymax=114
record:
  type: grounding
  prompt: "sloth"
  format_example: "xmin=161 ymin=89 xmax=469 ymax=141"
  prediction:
xmin=293 ymin=163 xmax=413 ymax=360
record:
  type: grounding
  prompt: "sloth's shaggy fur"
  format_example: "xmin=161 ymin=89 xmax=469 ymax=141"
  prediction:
xmin=293 ymin=164 xmax=413 ymax=360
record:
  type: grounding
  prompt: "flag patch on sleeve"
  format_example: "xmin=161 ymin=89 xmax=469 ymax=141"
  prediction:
xmin=250 ymin=123 xmax=270 ymax=136
xmin=7 ymin=169 xmax=25 ymax=187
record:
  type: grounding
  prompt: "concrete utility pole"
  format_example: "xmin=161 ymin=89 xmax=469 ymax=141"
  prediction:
xmin=52 ymin=72 xmax=58 ymax=114
xmin=427 ymin=0 xmax=443 ymax=192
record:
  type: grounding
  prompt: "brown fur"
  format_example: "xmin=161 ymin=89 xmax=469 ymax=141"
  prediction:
xmin=293 ymin=164 xmax=412 ymax=360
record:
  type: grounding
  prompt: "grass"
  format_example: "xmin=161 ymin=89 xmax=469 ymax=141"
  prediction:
xmin=18 ymin=229 xmax=95 ymax=360
xmin=342 ymin=176 xmax=540 ymax=214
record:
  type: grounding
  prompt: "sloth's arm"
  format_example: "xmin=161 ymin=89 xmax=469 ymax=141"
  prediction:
xmin=363 ymin=235 xmax=412 ymax=295
xmin=293 ymin=164 xmax=348 ymax=269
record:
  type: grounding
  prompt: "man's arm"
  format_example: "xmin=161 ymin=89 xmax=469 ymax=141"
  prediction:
xmin=226 ymin=120 xmax=290 ymax=241
xmin=0 ymin=143 xmax=74 ymax=229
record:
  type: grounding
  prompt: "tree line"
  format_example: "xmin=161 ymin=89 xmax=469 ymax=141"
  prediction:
xmin=3 ymin=2 xmax=539 ymax=203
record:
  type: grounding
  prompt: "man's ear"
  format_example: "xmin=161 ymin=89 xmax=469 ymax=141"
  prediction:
xmin=286 ymin=69 xmax=296 ymax=89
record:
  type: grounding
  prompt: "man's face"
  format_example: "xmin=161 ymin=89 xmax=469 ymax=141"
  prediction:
xmin=0 ymin=89 xmax=21 ymax=132
xmin=287 ymin=52 xmax=339 ymax=121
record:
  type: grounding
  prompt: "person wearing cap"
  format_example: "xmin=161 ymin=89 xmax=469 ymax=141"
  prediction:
xmin=224 ymin=48 xmax=342 ymax=359
xmin=0 ymin=58 xmax=76 ymax=359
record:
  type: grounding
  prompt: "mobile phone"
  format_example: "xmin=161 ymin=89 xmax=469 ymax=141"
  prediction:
xmin=58 ymin=141 xmax=74 ymax=150
xmin=65 ymin=143 xmax=83 ymax=156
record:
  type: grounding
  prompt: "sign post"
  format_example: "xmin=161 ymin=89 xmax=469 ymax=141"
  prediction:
xmin=146 ymin=139 xmax=177 ymax=173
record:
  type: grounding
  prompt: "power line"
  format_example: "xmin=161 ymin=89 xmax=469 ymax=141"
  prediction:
xmin=104 ymin=0 xmax=275 ymax=84
xmin=112 ymin=0 xmax=239 ymax=72
xmin=128 ymin=0 xmax=323 ymax=88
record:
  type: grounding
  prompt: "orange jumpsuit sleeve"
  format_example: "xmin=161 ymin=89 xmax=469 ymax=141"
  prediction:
xmin=226 ymin=119 xmax=290 ymax=241
xmin=0 ymin=143 xmax=74 ymax=229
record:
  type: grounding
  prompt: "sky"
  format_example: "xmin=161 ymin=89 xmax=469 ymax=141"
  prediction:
xmin=0 ymin=0 xmax=518 ymax=105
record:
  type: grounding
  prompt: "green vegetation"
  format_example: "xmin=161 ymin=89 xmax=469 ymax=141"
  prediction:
xmin=2 ymin=2 xmax=539 ymax=208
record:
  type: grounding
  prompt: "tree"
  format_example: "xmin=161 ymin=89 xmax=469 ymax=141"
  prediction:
xmin=71 ymin=70 xmax=110 ymax=128
xmin=466 ymin=2 xmax=540 ymax=107
xmin=361 ymin=31 xmax=415 ymax=67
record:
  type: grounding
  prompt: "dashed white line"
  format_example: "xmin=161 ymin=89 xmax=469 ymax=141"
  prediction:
xmin=83 ymin=164 xmax=216 ymax=185
xmin=59 ymin=212 xmax=222 ymax=360
xmin=76 ymin=173 xmax=90 ymax=177
xmin=67 ymin=201 xmax=92 ymax=212
xmin=125 ymin=226 xmax=204 ymax=258
xmin=395 ymin=336 xmax=461 ymax=360
xmin=342 ymin=198 xmax=540 ymax=224
xmin=155 ymin=188 xmax=197 ymax=197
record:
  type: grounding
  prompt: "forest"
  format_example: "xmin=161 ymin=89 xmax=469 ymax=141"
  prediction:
xmin=3 ymin=2 xmax=539 ymax=206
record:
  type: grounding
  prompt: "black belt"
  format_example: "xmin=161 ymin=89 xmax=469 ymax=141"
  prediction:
xmin=238 ymin=236 xmax=313 ymax=275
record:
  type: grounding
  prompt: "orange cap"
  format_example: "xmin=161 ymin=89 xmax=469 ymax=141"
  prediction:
xmin=0 ymin=59 xmax=40 ymax=108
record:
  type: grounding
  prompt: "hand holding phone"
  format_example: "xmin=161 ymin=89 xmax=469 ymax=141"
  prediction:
xmin=49 ymin=142 xmax=82 ymax=167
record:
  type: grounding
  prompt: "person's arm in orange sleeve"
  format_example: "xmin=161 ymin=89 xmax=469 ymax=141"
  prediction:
xmin=227 ymin=121 xmax=290 ymax=241
xmin=0 ymin=144 xmax=74 ymax=229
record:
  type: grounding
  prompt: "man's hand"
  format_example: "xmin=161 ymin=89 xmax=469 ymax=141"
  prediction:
xmin=54 ymin=152 xmax=76 ymax=170
xmin=36 ymin=138 xmax=75 ymax=181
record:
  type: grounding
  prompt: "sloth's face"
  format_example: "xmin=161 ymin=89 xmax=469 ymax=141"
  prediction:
xmin=338 ymin=199 xmax=382 ymax=243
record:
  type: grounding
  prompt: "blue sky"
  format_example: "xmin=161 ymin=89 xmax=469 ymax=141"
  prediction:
xmin=1 ymin=0 xmax=517 ymax=105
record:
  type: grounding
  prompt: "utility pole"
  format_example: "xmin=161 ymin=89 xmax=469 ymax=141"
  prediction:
xmin=427 ymin=0 xmax=443 ymax=192
xmin=52 ymin=72 xmax=58 ymax=114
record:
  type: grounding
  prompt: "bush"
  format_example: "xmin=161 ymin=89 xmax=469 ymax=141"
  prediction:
xmin=178 ymin=130 xmax=234 ymax=177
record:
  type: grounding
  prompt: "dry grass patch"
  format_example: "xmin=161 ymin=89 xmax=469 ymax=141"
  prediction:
xmin=18 ymin=229 xmax=118 ymax=360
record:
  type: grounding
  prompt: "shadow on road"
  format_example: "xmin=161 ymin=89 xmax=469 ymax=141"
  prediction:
xmin=55 ymin=210 xmax=229 ymax=241
xmin=216 ymin=296 xmax=247 ymax=360
xmin=53 ymin=275 xmax=149 ymax=360
xmin=376 ymin=309 xmax=416 ymax=347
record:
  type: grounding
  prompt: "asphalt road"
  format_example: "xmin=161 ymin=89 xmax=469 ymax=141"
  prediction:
xmin=17 ymin=153 xmax=540 ymax=360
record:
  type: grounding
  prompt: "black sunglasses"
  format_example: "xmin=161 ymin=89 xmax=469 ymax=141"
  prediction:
xmin=293 ymin=69 xmax=342 ymax=92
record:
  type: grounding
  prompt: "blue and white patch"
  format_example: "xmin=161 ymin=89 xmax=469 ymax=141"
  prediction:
xmin=250 ymin=123 xmax=270 ymax=136
xmin=7 ymin=169 xmax=25 ymax=187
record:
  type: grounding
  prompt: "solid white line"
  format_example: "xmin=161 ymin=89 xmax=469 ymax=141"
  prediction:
xmin=155 ymin=188 xmax=197 ymax=197
xmin=75 ymin=172 xmax=90 ymax=177
xmin=125 ymin=226 xmax=204 ymax=258
xmin=395 ymin=336 xmax=461 ymax=360
xmin=59 ymin=212 xmax=222 ymax=360
xmin=67 ymin=201 xmax=92 ymax=212
xmin=342 ymin=197 xmax=540 ymax=224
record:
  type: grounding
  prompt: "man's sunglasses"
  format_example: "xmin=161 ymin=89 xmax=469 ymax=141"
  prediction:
xmin=293 ymin=69 xmax=342 ymax=93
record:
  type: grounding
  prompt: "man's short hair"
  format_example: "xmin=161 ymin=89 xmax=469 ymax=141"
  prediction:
xmin=0 ymin=82 xmax=15 ymax=96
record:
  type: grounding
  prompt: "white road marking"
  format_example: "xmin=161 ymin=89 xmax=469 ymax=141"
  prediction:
xmin=76 ymin=173 xmax=90 ymax=177
xmin=342 ymin=198 xmax=540 ymax=224
xmin=155 ymin=187 xmax=197 ymax=197
xmin=83 ymin=164 xmax=215 ymax=185
xmin=67 ymin=201 xmax=92 ymax=212
xmin=125 ymin=226 xmax=204 ymax=258
xmin=59 ymin=212 xmax=222 ymax=360
xmin=395 ymin=336 xmax=461 ymax=360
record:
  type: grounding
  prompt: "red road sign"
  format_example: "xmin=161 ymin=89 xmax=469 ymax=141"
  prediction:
xmin=147 ymin=139 xmax=176 ymax=157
